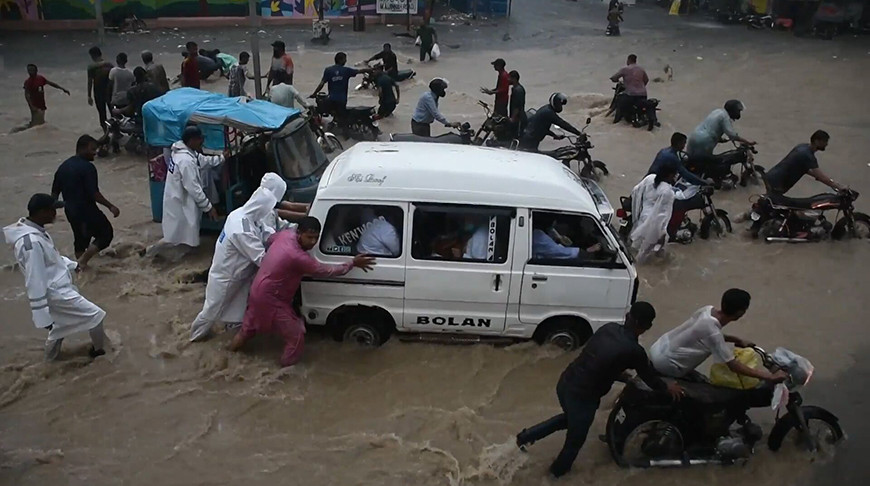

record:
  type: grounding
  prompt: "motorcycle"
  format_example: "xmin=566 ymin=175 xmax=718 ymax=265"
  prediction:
xmin=306 ymin=107 xmax=343 ymax=155
xmin=354 ymin=61 xmax=416 ymax=91
xmin=312 ymin=93 xmax=380 ymax=142
xmin=616 ymin=185 xmax=731 ymax=244
xmin=606 ymin=82 xmax=661 ymax=131
xmin=748 ymin=188 xmax=869 ymax=242
xmin=389 ymin=122 xmax=475 ymax=145
xmin=605 ymin=346 xmax=844 ymax=468
xmin=685 ymin=142 xmax=766 ymax=190
xmin=472 ymin=100 xmax=518 ymax=148
xmin=539 ymin=118 xmax=608 ymax=181
xmin=97 ymin=115 xmax=146 ymax=156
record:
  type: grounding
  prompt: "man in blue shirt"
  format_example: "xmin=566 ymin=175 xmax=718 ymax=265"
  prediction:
xmin=410 ymin=78 xmax=460 ymax=137
xmin=311 ymin=52 xmax=370 ymax=119
xmin=647 ymin=132 xmax=708 ymax=187
xmin=647 ymin=132 xmax=712 ymax=239
xmin=532 ymin=215 xmax=600 ymax=260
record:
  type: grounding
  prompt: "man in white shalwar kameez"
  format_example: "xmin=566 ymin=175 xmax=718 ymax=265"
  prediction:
xmin=4 ymin=194 xmax=107 ymax=361
xmin=629 ymin=168 xmax=678 ymax=263
xmin=189 ymin=173 xmax=289 ymax=342
xmin=148 ymin=126 xmax=225 ymax=259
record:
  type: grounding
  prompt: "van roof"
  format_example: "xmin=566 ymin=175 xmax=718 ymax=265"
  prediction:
xmin=317 ymin=142 xmax=601 ymax=214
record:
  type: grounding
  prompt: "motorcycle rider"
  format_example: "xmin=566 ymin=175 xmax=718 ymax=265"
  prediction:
xmin=764 ymin=130 xmax=845 ymax=196
xmin=516 ymin=302 xmax=683 ymax=478
xmin=686 ymin=101 xmax=756 ymax=176
xmin=609 ymin=54 xmax=649 ymax=125
xmin=648 ymin=132 xmax=712 ymax=239
xmin=650 ymin=288 xmax=788 ymax=384
xmin=518 ymin=93 xmax=582 ymax=151
xmin=410 ymin=78 xmax=461 ymax=137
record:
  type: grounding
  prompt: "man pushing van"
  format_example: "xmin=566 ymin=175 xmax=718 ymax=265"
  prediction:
xmin=229 ymin=217 xmax=375 ymax=367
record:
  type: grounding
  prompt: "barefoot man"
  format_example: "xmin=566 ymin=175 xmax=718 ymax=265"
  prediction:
xmin=229 ymin=217 xmax=375 ymax=367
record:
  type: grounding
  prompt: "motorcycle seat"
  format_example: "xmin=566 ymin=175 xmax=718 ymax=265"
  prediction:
xmin=767 ymin=193 xmax=838 ymax=209
xmin=347 ymin=106 xmax=374 ymax=114
xmin=673 ymin=379 xmax=773 ymax=407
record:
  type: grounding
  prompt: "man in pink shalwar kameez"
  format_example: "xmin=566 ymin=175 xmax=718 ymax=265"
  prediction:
xmin=229 ymin=216 xmax=375 ymax=367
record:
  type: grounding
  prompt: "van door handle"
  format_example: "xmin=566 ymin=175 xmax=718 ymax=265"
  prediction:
xmin=493 ymin=274 xmax=502 ymax=291
xmin=532 ymin=275 xmax=548 ymax=282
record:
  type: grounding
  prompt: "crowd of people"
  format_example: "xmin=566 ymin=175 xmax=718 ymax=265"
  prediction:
xmin=3 ymin=15 xmax=852 ymax=482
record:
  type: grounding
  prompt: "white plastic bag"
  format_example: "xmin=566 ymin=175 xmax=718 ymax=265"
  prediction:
xmin=415 ymin=36 xmax=421 ymax=46
xmin=431 ymin=43 xmax=441 ymax=60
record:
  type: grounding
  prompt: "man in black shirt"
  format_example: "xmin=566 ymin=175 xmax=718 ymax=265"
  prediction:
xmin=519 ymin=93 xmax=582 ymax=151
xmin=516 ymin=302 xmax=683 ymax=478
xmin=367 ymin=43 xmax=399 ymax=79
xmin=373 ymin=64 xmax=399 ymax=119
xmin=51 ymin=135 xmax=120 ymax=270
xmin=764 ymin=130 xmax=844 ymax=195
xmin=507 ymin=70 xmax=526 ymax=139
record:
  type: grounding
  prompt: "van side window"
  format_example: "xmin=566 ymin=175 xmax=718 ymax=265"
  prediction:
xmin=412 ymin=204 xmax=512 ymax=263
xmin=529 ymin=211 xmax=616 ymax=266
xmin=320 ymin=205 xmax=404 ymax=258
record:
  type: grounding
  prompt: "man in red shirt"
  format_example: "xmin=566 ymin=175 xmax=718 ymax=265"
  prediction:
xmin=481 ymin=58 xmax=510 ymax=117
xmin=14 ymin=64 xmax=69 ymax=133
xmin=181 ymin=41 xmax=201 ymax=89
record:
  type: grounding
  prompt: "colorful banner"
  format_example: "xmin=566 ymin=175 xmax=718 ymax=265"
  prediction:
xmin=0 ymin=0 xmax=424 ymax=20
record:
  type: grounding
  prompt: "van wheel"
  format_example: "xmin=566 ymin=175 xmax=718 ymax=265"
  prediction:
xmin=535 ymin=318 xmax=592 ymax=351
xmin=333 ymin=308 xmax=392 ymax=347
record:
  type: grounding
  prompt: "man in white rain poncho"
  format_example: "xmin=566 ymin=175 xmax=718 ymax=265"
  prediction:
xmin=4 ymin=194 xmax=107 ymax=361
xmin=158 ymin=126 xmax=225 ymax=253
xmin=189 ymin=173 xmax=290 ymax=342
xmin=629 ymin=166 xmax=678 ymax=262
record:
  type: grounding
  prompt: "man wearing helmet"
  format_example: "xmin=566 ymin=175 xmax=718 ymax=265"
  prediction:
xmin=519 ymin=93 xmax=582 ymax=151
xmin=686 ymin=100 xmax=756 ymax=159
xmin=411 ymin=78 xmax=461 ymax=137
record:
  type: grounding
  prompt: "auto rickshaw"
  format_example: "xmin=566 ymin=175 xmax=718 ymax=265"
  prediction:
xmin=143 ymin=88 xmax=331 ymax=227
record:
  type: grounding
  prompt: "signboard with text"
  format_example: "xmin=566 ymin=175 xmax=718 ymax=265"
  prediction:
xmin=377 ymin=0 xmax=419 ymax=15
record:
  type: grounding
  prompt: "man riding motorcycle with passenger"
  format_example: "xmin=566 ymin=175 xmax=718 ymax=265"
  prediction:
xmin=518 ymin=93 xmax=582 ymax=151
xmin=686 ymin=100 xmax=756 ymax=176
xmin=647 ymin=132 xmax=713 ymax=240
xmin=764 ymin=130 xmax=845 ymax=196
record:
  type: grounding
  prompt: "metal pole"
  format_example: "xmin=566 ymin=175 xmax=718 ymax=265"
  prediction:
xmin=407 ymin=0 xmax=411 ymax=32
xmin=248 ymin=0 xmax=263 ymax=99
xmin=95 ymin=0 xmax=104 ymax=45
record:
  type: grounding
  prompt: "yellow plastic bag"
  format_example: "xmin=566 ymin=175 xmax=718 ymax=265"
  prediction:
xmin=709 ymin=348 xmax=762 ymax=389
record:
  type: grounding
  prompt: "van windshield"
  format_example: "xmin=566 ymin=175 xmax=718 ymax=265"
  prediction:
xmin=272 ymin=118 xmax=327 ymax=179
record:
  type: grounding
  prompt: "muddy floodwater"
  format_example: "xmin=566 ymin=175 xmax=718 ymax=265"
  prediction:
xmin=0 ymin=2 xmax=868 ymax=485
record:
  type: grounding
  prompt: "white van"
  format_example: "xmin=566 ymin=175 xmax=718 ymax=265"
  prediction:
xmin=300 ymin=143 xmax=638 ymax=349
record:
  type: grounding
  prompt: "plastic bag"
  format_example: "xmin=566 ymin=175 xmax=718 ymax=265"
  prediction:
xmin=709 ymin=347 xmax=762 ymax=389
xmin=415 ymin=36 xmax=421 ymax=46
xmin=431 ymin=43 xmax=441 ymax=60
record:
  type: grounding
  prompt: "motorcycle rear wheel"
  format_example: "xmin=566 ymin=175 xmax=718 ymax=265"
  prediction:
xmin=832 ymin=213 xmax=870 ymax=240
xmin=758 ymin=218 xmax=784 ymax=241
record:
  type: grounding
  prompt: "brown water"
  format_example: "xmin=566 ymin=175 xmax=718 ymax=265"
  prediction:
xmin=0 ymin=8 xmax=868 ymax=485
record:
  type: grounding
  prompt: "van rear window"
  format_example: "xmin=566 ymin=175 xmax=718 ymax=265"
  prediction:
xmin=320 ymin=204 xmax=404 ymax=258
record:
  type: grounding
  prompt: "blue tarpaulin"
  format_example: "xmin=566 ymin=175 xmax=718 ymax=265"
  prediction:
xmin=143 ymin=88 xmax=302 ymax=151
